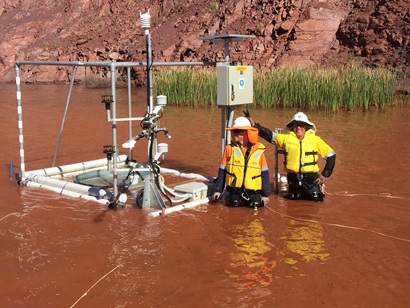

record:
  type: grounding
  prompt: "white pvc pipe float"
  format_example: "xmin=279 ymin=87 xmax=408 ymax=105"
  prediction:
xmin=148 ymin=196 xmax=210 ymax=217
xmin=24 ymin=174 xmax=115 ymax=200
xmin=25 ymin=181 xmax=109 ymax=205
xmin=160 ymin=167 xmax=214 ymax=182
xmin=161 ymin=184 xmax=190 ymax=199
xmin=25 ymin=154 xmax=128 ymax=178
xmin=48 ymin=163 xmax=127 ymax=179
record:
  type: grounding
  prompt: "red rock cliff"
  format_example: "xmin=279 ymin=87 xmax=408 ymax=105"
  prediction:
xmin=0 ymin=0 xmax=409 ymax=83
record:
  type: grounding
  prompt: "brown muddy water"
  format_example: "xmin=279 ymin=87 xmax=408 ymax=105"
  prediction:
xmin=0 ymin=83 xmax=410 ymax=307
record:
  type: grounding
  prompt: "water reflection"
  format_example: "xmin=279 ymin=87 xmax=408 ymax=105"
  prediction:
xmin=225 ymin=219 xmax=278 ymax=288
xmin=280 ymin=219 xmax=329 ymax=264
xmin=278 ymin=204 xmax=329 ymax=273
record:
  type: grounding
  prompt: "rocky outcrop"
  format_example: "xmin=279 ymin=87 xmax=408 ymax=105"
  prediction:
xmin=0 ymin=0 xmax=409 ymax=83
xmin=337 ymin=0 xmax=410 ymax=71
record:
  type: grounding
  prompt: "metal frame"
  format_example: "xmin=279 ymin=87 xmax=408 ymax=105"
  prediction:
xmin=14 ymin=32 xmax=280 ymax=208
xmin=14 ymin=59 xmax=212 ymax=199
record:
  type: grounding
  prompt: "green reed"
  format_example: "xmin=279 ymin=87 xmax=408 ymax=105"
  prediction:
xmin=153 ymin=67 xmax=217 ymax=107
xmin=254 ymin=63 xmax=397 ymax=111
xmin=153 ymin=63 xmax=398 ymax=111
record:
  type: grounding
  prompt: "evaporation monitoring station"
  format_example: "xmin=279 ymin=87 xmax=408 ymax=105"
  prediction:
xmin=14 ymin=12 xmax=259 ymax=215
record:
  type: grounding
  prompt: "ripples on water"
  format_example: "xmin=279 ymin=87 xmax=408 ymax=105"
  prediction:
xmin=1 ymin=84 xmax=410 ymax=306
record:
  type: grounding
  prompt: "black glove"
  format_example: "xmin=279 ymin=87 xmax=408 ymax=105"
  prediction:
xmin=243 ymin=109 xmax=251 ymax=118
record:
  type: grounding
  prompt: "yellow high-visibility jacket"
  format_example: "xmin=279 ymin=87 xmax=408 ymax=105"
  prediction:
xmin=225 ymin=142 xmax=266 ymax=190
xmin=276 ymin=130 xmax=333 ymax=174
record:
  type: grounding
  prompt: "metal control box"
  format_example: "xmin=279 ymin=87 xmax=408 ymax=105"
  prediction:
xmin=217 ymin=65 xmax=253 ymax=106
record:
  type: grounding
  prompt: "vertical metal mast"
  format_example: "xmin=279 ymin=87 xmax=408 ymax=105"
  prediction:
xmin=141 ymin=11 xmax=156 ymax=163
xmin=141 ymin=11 xmax=153 ymax=115
xmin=198 ymin=34 xmax=256 ymax=156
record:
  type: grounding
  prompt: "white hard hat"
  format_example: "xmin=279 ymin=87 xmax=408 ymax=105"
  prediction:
xmin=226 ymin=116 xmax=259 ymax=144
xmin=286 ymin=112 xmax=315 ymax=129
xmin=228 ymin=116 xmax=251 ymax=129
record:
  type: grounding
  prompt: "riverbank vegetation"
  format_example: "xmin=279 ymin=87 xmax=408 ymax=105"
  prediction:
xmin=153 ymin=62 xmax=404 ymax=111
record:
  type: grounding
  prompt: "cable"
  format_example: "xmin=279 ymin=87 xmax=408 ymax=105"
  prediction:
xmin=265 ymin=205 xmax=410 ymax=243
xmin=333 ymin=191 xmax=410 ymax=200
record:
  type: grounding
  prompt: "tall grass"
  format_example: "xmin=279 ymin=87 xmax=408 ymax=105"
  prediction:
xmin=254 ymin=62 xmax=397 ymax=111
xmin=153 ymin=67 xmax=216 ymax=107
xmin=153 ymin=63 xmax=399 ymax=111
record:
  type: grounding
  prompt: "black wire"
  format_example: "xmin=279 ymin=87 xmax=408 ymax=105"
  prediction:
xmin=147 ymin=131 xmax=172 ymax=207
xmin=151 ymin=161 xmax=173 ymax=207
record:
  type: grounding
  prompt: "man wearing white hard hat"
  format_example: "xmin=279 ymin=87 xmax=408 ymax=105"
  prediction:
xmin=249 ymin=111 xmax=336 ymax=202
xmin=213 ymin=117 xmax=271 ymax=208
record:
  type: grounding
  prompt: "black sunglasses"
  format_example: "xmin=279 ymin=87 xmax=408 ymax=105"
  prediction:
xmin=293 ymin=121 xmax=307 ymax=128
